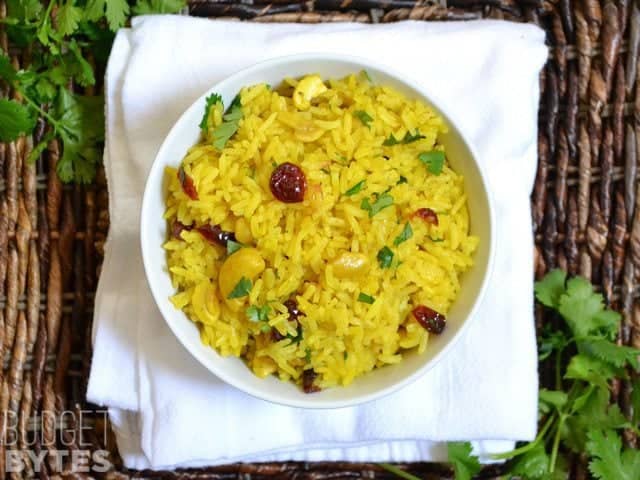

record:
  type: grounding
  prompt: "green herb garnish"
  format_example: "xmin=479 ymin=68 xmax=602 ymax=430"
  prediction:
xmin=305 ymin=348 xmax=312 ymax=363
xmin=377 ymin=246 xmax=394 ymax=269
xmin=0 ymin=99 xmax=35 ymax=142
xmin=287 ymin=325 xmax=303 ymax=344
xmin=246 ymin=305 xmax=268 ymax=322
xmin=358 ymin=293 xmax=375 ymax=304
xmin=199 ymin=93 xmax=222 ymax=131
xmin=212 ymin=103 xmax=242 ymax=151
xmin=383 ymin=130 xmax=425 ymax=146
xmin=344 ymin=180 xmax=366 ymax=196
xmin=227 ymin=240 xmax=243 ymax=255
xmin=354 ymin=110 xmax=373 ymax=129
xmin=419 ymin=150 xmax=445 ymax=175
xmin=393 ymin=222 xmax=413 ymax=246
xmin=397 ymin=175 xmax=408 ymax=185
xmin=360 ymin=193 xmax=393 ymax=217
xmin=447 ymin=442 xmax=481 ymax=480
xmin=443 ymin=270 xmax=640 ymax=480
xmin=227 ymin=276 xmax=252 ymax=299
xmin=0 ymin=2 xmax=186 ymax=183
xmin=360 ymin=69 xmax=373 ymax=83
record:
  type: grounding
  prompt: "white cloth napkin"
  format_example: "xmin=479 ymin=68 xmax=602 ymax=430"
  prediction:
xmin=87 ymin=15 xmax=547 ymax=470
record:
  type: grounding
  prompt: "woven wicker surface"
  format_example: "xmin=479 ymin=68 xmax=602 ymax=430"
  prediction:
xmin=0 ymin=0 xmax=637 ymax=478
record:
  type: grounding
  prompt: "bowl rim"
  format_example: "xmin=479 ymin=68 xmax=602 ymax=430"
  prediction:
xmin=140 ymin=52 xmax=497 ymax=409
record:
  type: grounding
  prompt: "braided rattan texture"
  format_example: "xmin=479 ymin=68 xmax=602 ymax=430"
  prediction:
xmin=0 ymin=0 xmax=638 ymax=478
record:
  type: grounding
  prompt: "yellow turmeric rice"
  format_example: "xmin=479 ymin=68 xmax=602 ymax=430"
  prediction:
xmin=163 ymin=72 xmax=478 ymax=392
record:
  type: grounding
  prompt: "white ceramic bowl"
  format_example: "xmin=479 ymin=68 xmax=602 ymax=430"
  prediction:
xmin=140 ymin=54 xmax=495 ymax=409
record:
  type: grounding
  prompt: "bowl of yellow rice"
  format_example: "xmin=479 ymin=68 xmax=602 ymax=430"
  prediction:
xmin=140 ymin=54 xmax=495 ymax=408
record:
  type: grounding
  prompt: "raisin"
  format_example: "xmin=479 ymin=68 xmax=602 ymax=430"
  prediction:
xmin=412 ymin=305 xmax=446 ymax=334
xmin=271 ymin=299 xmax=305 ymax=343
xmin=414 ymin=208 xmax=438 ymax=226
xmin=197 ymin=224 xmax=236 ymax=247
xmin=171 ymin=220 xmax=192 ymax=239
xmin=270 ymin=163 xmax=307 ymax=203
xmin=177 ymin=166 xmax=198 ymax=200
xmin=302 ymin=369 xmax=321 ymax=394
xmin=271 ymin=329 xmax=285 ymax=342
xmin=284 ymin=299 xmax=304 ymax=322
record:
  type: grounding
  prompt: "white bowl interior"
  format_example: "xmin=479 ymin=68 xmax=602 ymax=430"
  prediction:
xmin=141 ymin=55 xmax=494 ymax=409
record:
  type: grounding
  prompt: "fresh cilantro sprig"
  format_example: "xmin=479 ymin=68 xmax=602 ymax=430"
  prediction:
xmin=0 ymin=0 xmax=186 ymax=183
xmin=439 ymin=270 xmax=640 ymax=480
xmin=447 ymin=443 xmax=482 ymax=480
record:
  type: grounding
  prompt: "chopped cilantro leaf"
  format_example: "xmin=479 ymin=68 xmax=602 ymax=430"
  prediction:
xmin=377 ymin=246 xmax=394 ymax=269
xmin=397 ymin=175 xmax=408 ymax=185
xmin=305 ymin=348 xmax=312 ymax=363
xmin=383 ymin=133 xmax=400 ymax=146
xmin=212 ymin=103 xmax=242 ymax=151
xmin=383 ymin=130 xmax=426 ymax=146
xmin=287 ymin=325 xmax=303 ymax=344
xmin=354 ymin=110 xmax=373 ymax=129
xmin=199 ymin=93 xmax=222 ymax=131
xmin=246 ymin=305 xmax=271 ymax=323
xmin=361 ymin=193 xmax=393 ymax=217
xmin=418 ymin=150 xmax=445 ymax=175
xmin=227 ymin=276 xmax=252 ymax=299
xmin=358 ymin=293 xmax=375 ymax=304
xmin=227 ymin=240 xmax=243 ymax=255
xmin=345 ymin=180 xmax=366 ymax=196
xmin=360 ymin=69 xmax=373 ymax=83
xmin=393 ymin=222 xmax=413 ymax=246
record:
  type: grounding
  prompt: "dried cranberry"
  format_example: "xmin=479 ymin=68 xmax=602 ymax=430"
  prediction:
xmin=171 ymin=220 xmax=193 ymax=239
xmin=197 ymin=224 xmax=236 ymax=247
xmin=270 ymin=163 xmax=307 ymax=203
xmin=271 ymin=329 xmax=286 ymax=342
xmin=414 ymin=208 xmax=438 ymax=226
xmin=302 ymin=369 xmax=321 ymax=394
xmin=177 ymin=166 xmax=198 ymax=200
xmin=412 ymin=305 xmax=446 ymax=334
xmin=270 ymin=299 xmax=305 ymax=343
xmin=284 ymin=299 xmax=304 ymax=322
